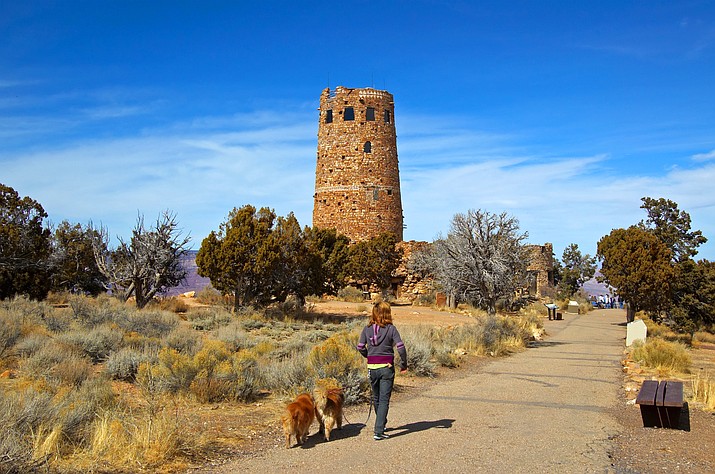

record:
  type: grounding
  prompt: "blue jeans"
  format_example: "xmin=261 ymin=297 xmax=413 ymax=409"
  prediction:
xmin=369 ymin=366 xmax=395 ymax=435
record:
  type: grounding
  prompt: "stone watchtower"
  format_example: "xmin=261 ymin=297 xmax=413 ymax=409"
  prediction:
xmin=312 ymin=86 xmax=403 ymax=242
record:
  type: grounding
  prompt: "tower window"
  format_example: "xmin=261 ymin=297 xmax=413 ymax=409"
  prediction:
xmin=344 ymin=107 xmax=355 ymax=121
xmin=387 ymin=189 xmax=393 ymax=196
xmin=384 ymin=110 xmax=391 ymax=123
xmin=373 ymin=189 xmax=379 ymax=201
xmin=366 ymin=107 xmax=375 ymax=121
xmin=325 ymin=109 xmax=333 ymax=123
xmin=364 ymin=141 xmax=372 ymax=153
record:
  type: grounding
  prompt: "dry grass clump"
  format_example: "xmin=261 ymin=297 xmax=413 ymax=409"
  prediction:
xmin=630 ymin=338 xmax=692 ymax=376
xmin=693 ymin=330 xmax=715 ymax=345
xmin=157 ymin=296 xmax=189 ymax=314
xmin=195 ymin=285 xmax=225 ymax=305
xmin=641 ymin=315 xmax=680 ymax=341
xmin=691 ymin=371 xmax=715 ymax=410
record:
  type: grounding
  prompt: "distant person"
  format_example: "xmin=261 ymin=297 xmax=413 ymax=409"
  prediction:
xmin=356 ymin=301 xmax=408 ymax=440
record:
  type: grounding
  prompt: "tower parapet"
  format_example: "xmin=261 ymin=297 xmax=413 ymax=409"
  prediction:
xmin=313 ymin=86 xmax=403 ymax=242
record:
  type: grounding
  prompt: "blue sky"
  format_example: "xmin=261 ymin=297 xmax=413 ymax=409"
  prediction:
xmin=2 ymin=1 xmax=715 ymax=261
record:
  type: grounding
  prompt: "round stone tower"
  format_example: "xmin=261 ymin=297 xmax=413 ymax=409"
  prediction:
xmin=313 ymin=86 xmax=403 ymax=242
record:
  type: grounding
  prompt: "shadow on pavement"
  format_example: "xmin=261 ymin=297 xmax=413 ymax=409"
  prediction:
xmin=299 ymin=422 xmax=366 ymax=449
xmin=385 ymin=418 xmax=455 ymax=438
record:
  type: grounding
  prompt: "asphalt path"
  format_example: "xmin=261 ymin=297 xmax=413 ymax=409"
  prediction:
xmin=208 ymin=308 xmax=626 ymax=473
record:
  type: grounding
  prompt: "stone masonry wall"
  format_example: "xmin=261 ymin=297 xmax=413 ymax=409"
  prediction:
xmin=313 ymin=86 xmax=403 ymax=242
xmin=526 ymin=243 xmax=555 ymax=297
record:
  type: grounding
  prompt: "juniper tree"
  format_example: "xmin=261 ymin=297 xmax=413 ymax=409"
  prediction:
xmin=0 ymin=183 xmax=52 ymax=300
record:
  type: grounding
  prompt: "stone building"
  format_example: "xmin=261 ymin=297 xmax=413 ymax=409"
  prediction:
xmin=525 ymin=243 xmax=555 ymax=297
xmin=312 ymin=86 xmax=403 ymax=242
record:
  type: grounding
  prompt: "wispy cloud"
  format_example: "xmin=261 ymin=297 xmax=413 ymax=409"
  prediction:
xmin=693 ymin=149 xmax=715 ymax=161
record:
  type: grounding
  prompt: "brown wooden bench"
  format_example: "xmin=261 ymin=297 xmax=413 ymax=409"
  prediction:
xmin=635 ymin=380 xmax=684 ymax=429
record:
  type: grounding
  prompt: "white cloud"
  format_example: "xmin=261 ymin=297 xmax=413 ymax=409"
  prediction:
xmin=693 ymin=149 xmax=715 ymax=161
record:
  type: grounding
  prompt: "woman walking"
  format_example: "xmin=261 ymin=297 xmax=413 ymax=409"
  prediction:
xmin=357 ymin=301 xmax=408 ymax=440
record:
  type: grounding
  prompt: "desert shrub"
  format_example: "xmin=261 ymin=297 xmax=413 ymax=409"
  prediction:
xmin=434 ymin=314 xmax=536 ymax=358
xmin=337 ymin=286 xmax=367 ymax=303
xmin=42 ymin=309 xmax=73 ymax=333
xmin=691 ymin=371 xmax=715 ymax=410
xmin=307 ymin=331 xmax=367 ymax=404
xmin=186 ymin=307 xmax=232 ymax=331
xmin=263 ymin=356 xmax=312 ymax=395
xmin=1 ymin=296 xmax=51 ymax=323
xmin=57 ymin=378 xmax=116 ymax=446
xmin=630 ymin=338 xmax=691 ymax=375
xmin=639 ymin=315 xmax=679 ymax=340
xmin=58 ymin=325 xmax=122 ymax=362
xmin=397 ymin=326 xmax=436 ymax=377
xmin=68 ymin=294 xmax=121 ymax=328
xmin=214 ymin=322 xmax=254 ymax=351
xmin=270 ymin=335 xmax=311 ymax=360
xmin=303 ymin=328 xmax=332 ymax=343
xmin=14 ymin=332 xmax=51 ymax=358
xmin=162 ymin=326 xmax=202 ymax=355
xmin=122 ymin=332 xmax=163 ymax=356
xmin=521 ymin=301 xmax=548 ymax=318
xmin=413 ymin=291 xmax=436 ymax=307
xmin=113 ymin=310 xmax=178 ymax=338
xmin=20 ymin=341 xmax=92 ymax=386
xmin=0 ymin=312 xmax=22 ymax=361
xmin=266 ymin=296 xmax=305 ymax=319
xmin=191 ymin=351 xmax=261 ymax=403
xmin=157 ymin=297 xmax=189 ymax=314
xmin=186 ymin=341 xmax=263 ymax=403
xmin=106 ymin=347 xmax=149 ymax=381
xmin=195 ymin=285 xmax=225 ymax=305
xmin=433 ymin=349 xmax=461 ymax=368
xmin=241 ymin=317 xmax=267 ymax=331
xmin=693 ymin=330 xmax=715 ymax=345
xmin=142 ymin=347 xmax=198 ymax=394
xmin=0 ymin=388 xmax=55 ymax=473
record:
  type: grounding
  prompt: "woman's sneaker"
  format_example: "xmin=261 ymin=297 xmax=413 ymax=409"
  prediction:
xmin=373 ymin=433 xmax=390 ymax=440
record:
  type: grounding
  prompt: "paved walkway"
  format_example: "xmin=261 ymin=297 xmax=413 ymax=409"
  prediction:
xmin=210 ymin=309 xmax=626 ymax=473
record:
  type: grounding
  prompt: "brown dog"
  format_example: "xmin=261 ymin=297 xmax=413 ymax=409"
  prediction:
xmin=282 ymin=393 xmax=315 ymax=448
xmin=313 ymin=386 xmax=344 ymax=442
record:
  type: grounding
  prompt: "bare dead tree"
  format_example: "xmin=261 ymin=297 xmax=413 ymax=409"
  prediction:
xmin=91 ymin=211 xmax=190 ymax=308
xmin=419 ymin=209 xmax=531 ymax=314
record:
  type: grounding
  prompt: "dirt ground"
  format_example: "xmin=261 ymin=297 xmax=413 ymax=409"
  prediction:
xmin=307 ymin=299 xmax=479 ymax=326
